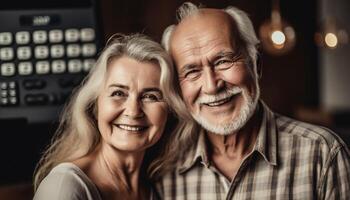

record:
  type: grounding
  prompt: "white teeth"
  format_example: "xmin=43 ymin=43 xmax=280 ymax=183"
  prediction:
xmin=206 ymin=97 xmax=231 ymax=107
xmin=117 ymin=124 xmax=145 ymax=131
xmin=197 ymin=87 xmax=242 ymax=105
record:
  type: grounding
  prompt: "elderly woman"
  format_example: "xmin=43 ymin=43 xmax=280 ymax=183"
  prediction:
xmin=33 ymin=34 xmax=181 ymax=200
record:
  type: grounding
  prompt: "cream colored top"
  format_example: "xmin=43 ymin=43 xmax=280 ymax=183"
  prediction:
xmin=34 ymin=162 xmax=102 ymax=200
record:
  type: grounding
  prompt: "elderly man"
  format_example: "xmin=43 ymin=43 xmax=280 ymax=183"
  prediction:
xmin=154 ymin=2 xmax=350 ymax=200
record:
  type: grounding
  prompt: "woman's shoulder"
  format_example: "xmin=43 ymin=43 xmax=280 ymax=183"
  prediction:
xmin=33 ymin=162 xmax=102 ymax=200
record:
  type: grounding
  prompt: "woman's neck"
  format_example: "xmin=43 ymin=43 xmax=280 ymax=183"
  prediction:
xmin=77 ymin=143 xmax=149 ymax=200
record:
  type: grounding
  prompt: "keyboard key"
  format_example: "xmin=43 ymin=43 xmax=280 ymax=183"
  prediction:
xmin=18 ymin=62 xmax=33 ymax=75
xmin=1 ymin=63 xmax=15 ymax=76
xmin=1 ymin=98 xmax=8 ymax=105
xmin=50 ymin=45 xmax=65 ymax=58
xmin=80 ymin=28 xmax=95 ymax=42
xmin=9 ymin=97 xmax=17 ymax=105
xmin=17 ymin=46 xmax=32 ymax=60
xmin=68 ymin=59 xmax=82 ymax=73
xmin=52 ymin=60 xmax=66 ymax=73
xmin=1 ymin=90 xmax=7 ymax=97
xmin=8 ymin=81 xmax=16 ymax=89
xmin=82 ymin=43 xmax=96 ymax=57
xmin=0 ymin=47 xmax=14 ymax=61
xmin=9 ymin=89 xmax=16 ymax=97
xmin=25 ymin=94 xmax=48 ymax=105
xmin=0 ymin=82 xmax=7 ymax=89
xmin=15 ymin=31 xmax=30 ymax=45
xmin=49 ymin=30 xmax=63 ymax=43
xmin=33 ymin=30 xmax=47 ymax=44
xmin=83 ymin=59 xmax=95 ymax=72
xmin=35 ymin=46 xmax=49 ymax=59
xmin=65 ymin=29 xmax=79 ymax=42
xmin=0 ymin=32 xmax=12 ymax=45
xmin=23 ymin=79 xmax=46 ymax=89
xmin=66 ymin=44 xmax=80 ymax=57
xmin=36 ymin=61 xmax=50 ymax=74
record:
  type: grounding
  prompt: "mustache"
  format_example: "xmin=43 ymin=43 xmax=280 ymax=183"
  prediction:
xmin=196 ymin=87 xmax=242 ymax=104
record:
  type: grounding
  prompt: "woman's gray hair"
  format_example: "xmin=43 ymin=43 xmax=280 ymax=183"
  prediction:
xmin=34 ymin=33 xmax=181 ymax=189
xmin=150 ymin=2 xmax=260 ymax=178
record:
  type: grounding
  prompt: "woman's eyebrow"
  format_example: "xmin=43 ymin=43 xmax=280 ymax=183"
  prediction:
xmin=108 ymin=84 xmax=129 ymax=89
xmin=108 ymin=84 xmax=162 ymax=93
xmin=142 ymin=88 xmax=162 ymax=93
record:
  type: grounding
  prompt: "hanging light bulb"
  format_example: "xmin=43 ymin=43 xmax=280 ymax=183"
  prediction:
xmin=315 ymin=17 xmax=349 ymax=49
xmin=259 ymin=0 xmax=296 ymax=55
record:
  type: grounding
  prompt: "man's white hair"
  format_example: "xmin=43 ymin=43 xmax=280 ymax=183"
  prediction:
xmin=162 ymin=2 xmax=260 ymax=77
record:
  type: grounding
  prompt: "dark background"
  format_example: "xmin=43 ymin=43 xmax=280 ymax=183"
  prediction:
xmin=1 ymin=0 xmax=349 ymax=198
xmin=101 ymin=0 xmax=319 ymax=115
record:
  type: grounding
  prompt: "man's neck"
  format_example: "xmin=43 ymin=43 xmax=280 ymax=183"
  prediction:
xmin=205 ymin=106 xmax=262 ymax=179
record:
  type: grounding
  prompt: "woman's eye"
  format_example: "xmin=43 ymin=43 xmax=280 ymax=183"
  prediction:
xmin=142 ymin=93 xmax=163 ymax=102
xmin=110 ymin=90 xmax=126 ymax=97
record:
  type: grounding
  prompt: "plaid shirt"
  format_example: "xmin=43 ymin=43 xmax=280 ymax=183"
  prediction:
xmin=156 ymin=103 xmax=350 ymax=199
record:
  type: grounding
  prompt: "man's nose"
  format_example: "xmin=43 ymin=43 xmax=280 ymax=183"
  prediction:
xmin=202 ymin=67 xmax=223 ymax=94
xmin=124 ymin=97 xmax=144 ymax=119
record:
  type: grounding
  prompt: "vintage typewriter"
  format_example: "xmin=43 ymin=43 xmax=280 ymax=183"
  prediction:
xmin=0 ymin=0 xmax=103 ymax=124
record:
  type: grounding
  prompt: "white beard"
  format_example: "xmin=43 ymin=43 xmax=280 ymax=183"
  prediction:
xmin=192 ymin=85 xmax=260 ymax=135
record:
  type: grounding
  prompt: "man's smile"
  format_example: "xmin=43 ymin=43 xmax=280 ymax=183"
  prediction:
xmin=203 ymin=95 xmax=233 ymax=107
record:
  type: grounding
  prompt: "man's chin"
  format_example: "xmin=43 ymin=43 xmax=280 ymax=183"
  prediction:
xmin=192 ymin=100 xmax=257 ymax=135
xmin=193 ymin=115 xmax=246 ymax=135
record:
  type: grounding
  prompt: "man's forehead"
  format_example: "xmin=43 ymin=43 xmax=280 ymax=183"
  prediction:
xmin=169 ymin=9 xmax=237 ymax=63
xmin=172 ymin=9 xmax=233 ymax=37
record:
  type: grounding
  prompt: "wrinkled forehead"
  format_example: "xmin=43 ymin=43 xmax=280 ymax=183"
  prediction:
xmin=169 ymin=9 xmax=242 ymax=64
xmin=170 ymin=9 xmax=240 ymax=55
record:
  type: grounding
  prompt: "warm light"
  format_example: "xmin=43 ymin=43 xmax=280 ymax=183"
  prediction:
xmin=315 ymin=17 xmax=349 ymax=49
xmin=325 ymin=33 xmax=338 ymax=48
xmin=259 ymin=21 xmax=296 ymax=55
xmin=259 ymin=1 xmax=296 ymax=55
xmin=271 ymin=30 xmax=286 ymax=45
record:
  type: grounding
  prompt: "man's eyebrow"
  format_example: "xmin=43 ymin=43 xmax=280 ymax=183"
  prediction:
xmin=180 ymin=64 xmax=198 ymax=74
xmin=108 ymin=84 xmax=129 ymax=89
xmin=212 ymin=51 xmax=236 ymax=60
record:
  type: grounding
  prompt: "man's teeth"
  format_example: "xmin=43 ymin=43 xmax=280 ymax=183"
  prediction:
xmin=117 ymin=124 xmax=146 ymax=131
xmin=205 ymin=97 xmax=232 ymax=107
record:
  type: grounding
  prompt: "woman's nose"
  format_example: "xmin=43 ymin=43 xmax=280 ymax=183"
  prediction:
xmin=123 ymin=97 xmax=144 ymax=119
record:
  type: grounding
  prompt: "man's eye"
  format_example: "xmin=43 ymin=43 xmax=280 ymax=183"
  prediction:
xmin=214 ymin=59 xmax=234 ymax=70
xmin=142 ymin=93 xmax=163 ymax=102
xmin=184 ymin=70 xmax=201 ymax=80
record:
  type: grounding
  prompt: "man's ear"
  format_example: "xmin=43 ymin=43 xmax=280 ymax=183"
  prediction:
xmin=256 ymin=52 xmax=263 ymax=79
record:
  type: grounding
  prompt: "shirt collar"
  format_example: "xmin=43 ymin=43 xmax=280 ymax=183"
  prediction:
xmin=178 ymin=129 xmax=208 ymax=173
xmin=178 ymin=101 xmax=278 ymax=174
xmin=254 ymin=101 xmax=278 ymax=166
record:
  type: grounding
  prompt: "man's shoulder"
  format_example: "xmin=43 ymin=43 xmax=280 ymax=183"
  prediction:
xmin=274 ymin=113 xmax=347 ymax=150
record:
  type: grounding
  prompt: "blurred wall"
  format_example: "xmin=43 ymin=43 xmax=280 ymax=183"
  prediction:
xmin=319 ymin=0 xmax=350 ymax=112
